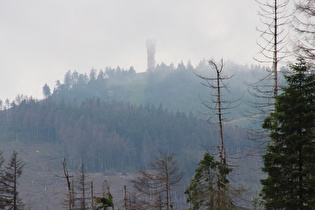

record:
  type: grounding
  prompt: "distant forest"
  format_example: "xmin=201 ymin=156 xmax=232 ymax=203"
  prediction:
xmin=0 ymin=60 xmax=269 ymax=175
xmin=48 ymin=60 xmax=270 ymax=117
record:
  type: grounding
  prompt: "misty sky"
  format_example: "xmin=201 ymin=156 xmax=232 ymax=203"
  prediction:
xmin=0 ymin=0 xmax=260 ymax=101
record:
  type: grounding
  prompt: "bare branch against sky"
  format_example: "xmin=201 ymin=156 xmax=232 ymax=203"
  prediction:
xmin=0 ymin=0 xmax=259 ymax=100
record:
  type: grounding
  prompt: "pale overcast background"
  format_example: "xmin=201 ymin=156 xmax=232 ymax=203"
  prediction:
xmin=0 ymin=0 xmax=260 ymax=101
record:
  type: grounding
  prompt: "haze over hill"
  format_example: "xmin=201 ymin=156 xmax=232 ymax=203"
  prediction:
xmin=0 ymin=0 xmax=312 ymax=208
xmin=0 ymin=0 xmax=263 ymax=101
xmin=0 ymin=61 xmax=269 ymax=208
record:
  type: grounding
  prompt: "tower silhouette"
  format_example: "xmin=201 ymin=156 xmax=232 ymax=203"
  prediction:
xmin=146 ymin=39 xmax=156 ymax=71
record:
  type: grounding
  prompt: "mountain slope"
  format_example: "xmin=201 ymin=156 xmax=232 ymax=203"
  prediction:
xmin=0 ymin=61 xmax=268 ymax=208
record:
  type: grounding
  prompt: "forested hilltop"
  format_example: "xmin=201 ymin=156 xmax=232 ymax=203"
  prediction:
xmin=47 ymin=60 xmax=269 ymax=118
xmin=0 ymin=60 xmax=269 ymax=208
xmin=0 ymin=61 xmax=260 ymax=172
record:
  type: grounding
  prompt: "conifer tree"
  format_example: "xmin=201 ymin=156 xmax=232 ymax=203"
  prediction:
xmin=0 ymin=150 xmax=6 ymax=209
xmin=261 ymin=59 xmax=315 ymax=209
xmin=42 ymin=83 xmax=51 ymax=99
xmin=0 ymin=151 xmax=25 ymax=210
xmin=185 ymin=152 xmax=233 ymax=210
xmin=94 ymin=181 xmax=114 ymax=210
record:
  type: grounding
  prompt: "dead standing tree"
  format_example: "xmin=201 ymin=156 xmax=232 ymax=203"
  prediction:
xmin=195 ymin=59 xmax=240 ymax=208
xmin=245 ymin=0 xmax=291 ymax=147
xmin=292 ymin=0 xmax=315 ymax=63
xmin=53 ymin=159 xmax=74 ymax=210
xmin=76 ymin=163 xmax=88 ymax=210
xmin=254 ymin=0 xmax=290 ymax=104
xmin=196 ymin=59 xmax=233 ymax=166
xmin=131 ymin=152 xmax=183 ymax=210
xmin=63 ymin=159 xmax=74 ymax=210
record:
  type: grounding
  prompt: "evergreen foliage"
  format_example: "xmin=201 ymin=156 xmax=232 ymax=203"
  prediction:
xmin=0 ymin=151 xmax=25 ymax=210
xmin=46 ymin=62 xmax=259 ymax=117
xmin=0 ymin=150 xmax=5 ymax=209
xmin=94 ymin=196 xmax=113 ymax=210
xmin=261 ymin=59 xmax=315 ymax=209
xmin=0 ymin=96 xmax=247 ymax=174
xmin=42 ymin=83 xmax=51 ymax=99
xmin=185 ymin=152 xmax=234 ymax=210
xmin=94 ymin=183 xmax=114 ymax=210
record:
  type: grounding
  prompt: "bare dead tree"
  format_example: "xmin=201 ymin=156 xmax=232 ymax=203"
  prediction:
xmin=53 ymin=159 xmax=74 ymax=210
xmin=245 ymin=1 xmax=292 ymax=206
xmin=131 ymin=152 xmax=183 ymax=210
xmin=245 ymin=0 xmax=291 ymax=147
xmin=123 ymin=185 xmax=127 ymax=210
xmin=194 ymin=59 xmax=243 ymax=209
xmin=254 ymin=0 xmax=291 ymax=103
xmin=76 ymin=163 xmax=88 ymax=210
xmin=196 ymin=59 xmax=238 ymax=165
xmin=292 ymin=0 xmax=315 ymax=63
xmin=90 ymin=182 xmax=94 ymax=210
xmin=64 ymin=159 xmax=74 ymax=210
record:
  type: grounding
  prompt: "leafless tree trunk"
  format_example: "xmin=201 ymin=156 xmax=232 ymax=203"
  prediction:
xmin=131 ymin=152 xmax=183 ymax=210
xmin=245 ymin=0 xmax=291 ymax=147
xmin=52 ymin=159 xmax=74 ymax=210
xmin=215 ymin=61 xmax=226 ymax=166
xmin=63 ymin=159 xmax=74 ymax=210
xmin=196 ymin=59 xmax=235 ymax=165
xmin=90 ymin=182 xmax=94 ymax=210
xmin=292 ymin=0 xmax=315 ymax=63
xmin=194 ymin=59 xmax=242 ymax=209
xmin=76 ymin=163 xmax=88 ymax=210
xmin=254 ymin=0 xmax=290 ymax=103
xmin=124 ymin=185 xmax=127 ymax=210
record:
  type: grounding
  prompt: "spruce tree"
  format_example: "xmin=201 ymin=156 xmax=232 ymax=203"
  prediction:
xmin=261 ymin=59 xmax=315 ymax=209
xmin=0 ymin=150 xmax=6 ymax=209
xmin=0 ymin=151 xmax=25 ymax=210
xmin=185 ymin=152 xmax=233 ymax=210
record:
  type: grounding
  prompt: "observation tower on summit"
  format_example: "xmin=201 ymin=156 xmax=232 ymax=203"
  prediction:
xmin=146 ymin=39 xmax=156 ymax=71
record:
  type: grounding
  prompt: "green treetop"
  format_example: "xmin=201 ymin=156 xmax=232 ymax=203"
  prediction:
xmin=261 ymin=59 xmax=315 ymax=209
xmin=185 ymin=152 xmax=234 ymax=210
